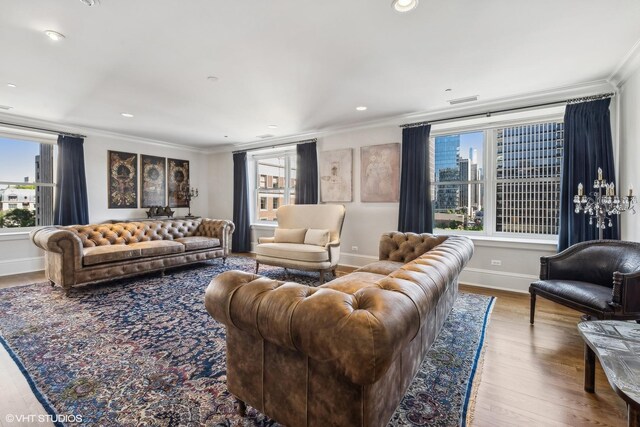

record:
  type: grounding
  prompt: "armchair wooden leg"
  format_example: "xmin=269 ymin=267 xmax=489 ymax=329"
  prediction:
xmin=222 ymin=257 xmax=227 ymax=265
xmin=235 ymin=398 xmax=247 ymax=417
xmin=332 ymin=268 xmax=337 ymax=278
xmin=49 ymin=280 xmax=55 ymax=287
xmin=530 ymin=291 xmax=536 ymax=325
xmin=319 ymin=270 xmax=325 ymax=285
xmin=255 ymin=261 xmax=260 ymax=274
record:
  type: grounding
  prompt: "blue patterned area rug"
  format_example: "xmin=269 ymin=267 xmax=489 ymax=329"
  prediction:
xmin=0 ymin=257 xmax=494 ymax=427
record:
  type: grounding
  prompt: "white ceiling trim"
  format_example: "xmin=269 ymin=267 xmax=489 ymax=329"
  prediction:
xmin=209 ymin=79 xmax=614 ymax=155
xmin=609 ymin=37 xmax=640 ymax=87
xmin=0 ymin=112 xmax=209 ymax=154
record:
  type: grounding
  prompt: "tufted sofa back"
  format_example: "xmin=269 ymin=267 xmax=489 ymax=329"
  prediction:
xmin=66 ymin=220 xmax=203 ymax=248
xmin=379 ymin=231 xmax=448 ymax=263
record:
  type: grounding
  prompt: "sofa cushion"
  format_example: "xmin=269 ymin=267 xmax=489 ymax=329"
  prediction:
xmin=304 ymin=228 xmax=330 ymax=246
xmin=274 ymin=228 xmax=307 ymax=244
xmin=175 ymin=236 xmax=220 ymax=251
xmin=255 ymin=243 xmax=329 ymax=262
xmin=322 ymin=271 xmax=387 ymax=294
xmin=83 ymin=245 xmax=141 ymax=266
xmin=357 ymin=260 xmax=405 ymax=276
xmin=128 ymin=240 xmax=185 ymax=257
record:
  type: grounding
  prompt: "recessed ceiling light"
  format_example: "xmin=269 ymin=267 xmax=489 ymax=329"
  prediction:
xmin=267 ymin=125 xmax=278 ymax=129
xmin=356 ymin=106 xmax=368 ymax=111
xmin=79 ymin=0 xmax=99 ymax=6
xmin=7 ymin=83 xmax=17 ymax=88
xmin=207 ymin=76 xmax=219 ymax=82
xmin=0 ymin=105 xmax=13 ymax=110
xmin=445 ymin=88 xmax=452 ymax=92
xmin=44 ymin=30 xmax=66 ymax=41
xmin=224 ymin=135 xmax=228 ymax=138
xmin=121 ymin=113 xmax=134 ymax=118
xmin=392 ymin=0 xmax=418 ymax=13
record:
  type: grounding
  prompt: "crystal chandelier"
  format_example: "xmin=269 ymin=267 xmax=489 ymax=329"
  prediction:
xmin=573 ymin=167 xmax=636 ymax=239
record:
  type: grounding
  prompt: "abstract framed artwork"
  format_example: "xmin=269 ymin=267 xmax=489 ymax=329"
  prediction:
xmin=320 ymin=148 xmax=353 ymax=202
xmin=168 ymin=158 xmax=190 ymax=208
xmin=360 ymin=143 xmax=400 ymax=202
xmin=108 ymin=150 xmax=138 ymax=208
xmin=141 ymin=155 xmax=166 ymax=207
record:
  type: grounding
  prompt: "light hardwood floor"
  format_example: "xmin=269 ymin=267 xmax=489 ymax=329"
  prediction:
xmin=0 ymin=270 xmax=627 ymax=426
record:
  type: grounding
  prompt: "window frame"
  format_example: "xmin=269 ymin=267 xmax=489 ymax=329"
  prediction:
xmin=0 ymin=135 xmax=56 ymax=233
xmin=430 ymin=111 xmax=564 ymax=242
xmin=252 ymin=150 xmax=296 ymax=223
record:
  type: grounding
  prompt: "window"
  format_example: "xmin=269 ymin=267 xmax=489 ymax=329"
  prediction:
xmin=431 ymin=119 xmax=563 ymax=239
xmin=254 ymin=152 xmax=296 ymax=222
xmin=0 ymin=137 xmax=56 ymax=229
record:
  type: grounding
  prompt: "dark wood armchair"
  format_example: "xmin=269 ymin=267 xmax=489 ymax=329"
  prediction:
xmin=530 ymin=240 xmax=640 ymax=324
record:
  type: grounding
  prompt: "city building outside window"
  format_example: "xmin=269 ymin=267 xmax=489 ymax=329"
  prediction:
xmin=253 ymin=151 xmax=296 ymax=222
xmin=0 ymin=137 xmax=56 ymax=230
xmin=431 ymin=119 xmax=563 ymax=239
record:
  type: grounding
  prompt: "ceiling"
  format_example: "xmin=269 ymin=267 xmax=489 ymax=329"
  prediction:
xmin=0 ymin=0 xmax=639 ymax=148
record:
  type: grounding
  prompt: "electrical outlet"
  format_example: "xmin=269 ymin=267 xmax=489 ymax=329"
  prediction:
xmin=351 ymin=246 xmax=359 ymax=252
xmin=491 ymin=259 xmax=502 ymax=266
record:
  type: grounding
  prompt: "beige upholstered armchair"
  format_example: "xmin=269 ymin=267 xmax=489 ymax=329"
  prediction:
xmin=255 ymin=204 xmax=346 ymax=284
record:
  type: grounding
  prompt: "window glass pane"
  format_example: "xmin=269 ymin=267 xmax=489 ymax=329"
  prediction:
xmin=495 ymin=122 xmax=563 ymax=235
xmin=0 ymin=138 xmax=55 ymax=228
xmin=433 ymin=131 xmax=484 ymax=232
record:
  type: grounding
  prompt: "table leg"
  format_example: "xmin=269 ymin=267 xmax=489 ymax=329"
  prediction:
xmin=629 ymin=404 xmax=640 ymax=427
xmin=584 ymin=343 xmax=596 ymax=393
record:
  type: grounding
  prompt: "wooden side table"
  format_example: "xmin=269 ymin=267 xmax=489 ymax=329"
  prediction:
xmin=578 ymin=321 xmax=640 ymax=427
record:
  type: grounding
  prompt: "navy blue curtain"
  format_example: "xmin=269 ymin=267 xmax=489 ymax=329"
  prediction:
xmin=232 ymin=152 xmax=251 ymax=252
xmin=398 ymin=125 xmax=433 ymax=233
xmin=54 ymin=135 xmax=89 ymax=225
xmin=558 ymin=98 xmax=618 ymax=251
xmin=295 ymin=141 xmax=318 ymax=204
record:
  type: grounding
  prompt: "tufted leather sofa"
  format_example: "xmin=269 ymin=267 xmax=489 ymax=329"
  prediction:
xmin=204 ymin=232 xmax=473 ymax=427
xmin=31 ymin=218 xmax=234 ymax=294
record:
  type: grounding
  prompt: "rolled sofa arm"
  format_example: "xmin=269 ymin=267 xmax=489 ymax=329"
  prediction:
xmin=30 ymin=227 xmax=84 ymax=286
xmin=258 ymin=236 xmax=275 ymax=244
xmin=199 ymin=219 xmax=235 ymax=255
xmin=612 ymin=270 xmax=640 ymax=315
xmin=378 ymin=232 xmax=449 ymax=263
xmin=205 ymin=270 xmax=421 ymax=386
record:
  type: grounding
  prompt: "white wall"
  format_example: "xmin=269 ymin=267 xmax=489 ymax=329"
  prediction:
xmin=0 ymin=131 xmax=210 ymax=277
xmin=209 ymin=123 xmax=556 ymax=293
xmin=619 ymin=64 xmax=640 ymax=242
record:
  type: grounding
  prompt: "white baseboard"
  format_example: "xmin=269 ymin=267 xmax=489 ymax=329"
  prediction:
xmin=460 ymin=267 xmax=535 ymax=294
xmin=0 ymin=256 xmax=44 ymax=277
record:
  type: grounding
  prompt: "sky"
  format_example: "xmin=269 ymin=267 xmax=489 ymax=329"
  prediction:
xmin=458 ymin=131 xmax=484 ymax=166
xmin=0 ymin=137 xmax=40 ymax=183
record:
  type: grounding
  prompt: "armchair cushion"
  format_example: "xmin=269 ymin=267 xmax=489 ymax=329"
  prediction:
xmin=531 ymin=279 xmax=614 ymax=312
xmin=304 ymin=228 xmax=330 ymax=246
xmin=273 ymin=228 xmax=307 ymax=244
xmin=255 ymin=243 xmax=329 ymax=262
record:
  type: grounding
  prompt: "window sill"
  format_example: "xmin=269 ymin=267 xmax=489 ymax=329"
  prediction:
xmin=436 ymin=232 xmax=557 ymax=251
xmin=251 ymin=223 xmax=277 ymax=229
xmin=0 ymin=231 xmax=32 ymax=242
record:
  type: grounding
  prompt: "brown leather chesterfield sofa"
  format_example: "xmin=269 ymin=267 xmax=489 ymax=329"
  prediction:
xmin=205 ymin=232 xmax=473 ymax=427
xmin=31 ymin=218 xmax=234 ymax=294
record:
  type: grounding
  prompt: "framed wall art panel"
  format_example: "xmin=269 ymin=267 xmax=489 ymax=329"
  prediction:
xmin=141 ymin=155 xmax=166 ymax=207
xmin=168 ymin=158 xmax=190 ymax=208
xmin=108 ymin=150 xmax=138 ymax=209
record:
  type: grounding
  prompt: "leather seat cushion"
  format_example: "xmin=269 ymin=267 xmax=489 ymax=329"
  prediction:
xmin=83 ymin=245 xmax=141 ymax=266
xmin=175 ymin=236 xmax=220 ymax=251
xmin=322 ymin=272 xmax=387 ymax=294
xmin=128 ymin=241 xmax=185 ymax=257
xmin=357 ymin=260 xmax=405 ymax=276
xmin=255 ymin=243 xmax=329 ymax=262
xmin=531 ymin=279 xmax=614 ymax=312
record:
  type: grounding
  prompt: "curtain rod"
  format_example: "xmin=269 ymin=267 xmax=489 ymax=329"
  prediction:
xmin=400 ymin=92 xmax=616 ymax=128
xmin=0 ymin=120 xmax=86 ymax=139
xmin=232 ymin=138 xmax=317 ymax=154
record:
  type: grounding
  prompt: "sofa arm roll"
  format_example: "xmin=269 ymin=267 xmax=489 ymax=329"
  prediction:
xmin=612 ymin=271 xmax=640 ymax=315
xmin=379 ymin=232 xmax=449 ymax=263
xmin=30 ymin=227 xmax=83 ymax=257
xmin=205 ymin=270 xmax=420 ymax=385
xmin=199 ymin=219 xmax=235 ymax=253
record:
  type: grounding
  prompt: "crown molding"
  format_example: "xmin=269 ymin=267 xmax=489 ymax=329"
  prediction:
xmin=609 ymin=37 xmax=640 ymax=88
xmin=0 ymin=112 xmax=209 ymax=154
xmin=206 ymin=79 xmax=614 ymax=155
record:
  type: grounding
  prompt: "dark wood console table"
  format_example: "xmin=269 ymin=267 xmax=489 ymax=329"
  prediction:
xmin=578 ymin=320 xmax=640 ymax=427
